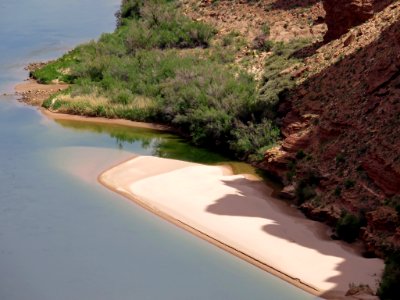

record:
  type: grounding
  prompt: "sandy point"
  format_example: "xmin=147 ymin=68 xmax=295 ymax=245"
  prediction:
xmin=99 ymin=155 xmax=384 ymax=299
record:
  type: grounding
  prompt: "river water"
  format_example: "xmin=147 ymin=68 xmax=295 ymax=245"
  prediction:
xmin=0 ymin=1 xmax=316 ymax=299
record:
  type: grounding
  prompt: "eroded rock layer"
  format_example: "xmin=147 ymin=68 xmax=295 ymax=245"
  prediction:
xmin=261 ymin=2 xmax=400 ymax=255
xmin=323 ymin=0 xmax=395 ymax=41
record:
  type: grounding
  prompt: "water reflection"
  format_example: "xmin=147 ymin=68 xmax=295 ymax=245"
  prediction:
xmin=55 ymin=119 xmax=237 ymax=164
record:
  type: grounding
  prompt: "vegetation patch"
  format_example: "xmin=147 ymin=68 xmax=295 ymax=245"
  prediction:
xmin=32 ymin=0 xmax=314 ymax=162
xmin=378 ymin=251 xmax=400 ymax=300
xmin=33 ymin=0 xmax=316 ymax=161
xmin=257 ymin=39 xmax=311 ymax=119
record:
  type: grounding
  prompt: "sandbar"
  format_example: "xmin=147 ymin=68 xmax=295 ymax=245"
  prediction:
xmin=99 ymin=155 xmax=384 ymax=299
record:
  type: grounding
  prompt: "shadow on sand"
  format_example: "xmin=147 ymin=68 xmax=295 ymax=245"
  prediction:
xmin=205 ymin=177 xmax=382 ymax=299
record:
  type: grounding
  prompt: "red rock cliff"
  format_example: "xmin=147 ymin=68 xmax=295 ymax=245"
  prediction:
xmin=261 ymin=2 xmax=400 ymax=255
xmin=323 ymin=0 xmax=394 ymax=41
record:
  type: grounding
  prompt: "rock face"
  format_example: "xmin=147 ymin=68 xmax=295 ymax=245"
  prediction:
xmin=261 ymin=2 xmax=400 ymax=255
xmin=323 ymin=0 xmax=394 ymax=41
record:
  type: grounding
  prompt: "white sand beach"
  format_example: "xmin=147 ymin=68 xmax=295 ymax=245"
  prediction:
xmin=100 ymin=156 xmax=383 ymax=299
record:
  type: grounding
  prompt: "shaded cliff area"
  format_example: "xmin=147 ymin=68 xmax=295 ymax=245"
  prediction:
xmin=261 ymin=2 xmax=400 ymax=298
xmin=263 ymin=0 xmax=400 ymax=257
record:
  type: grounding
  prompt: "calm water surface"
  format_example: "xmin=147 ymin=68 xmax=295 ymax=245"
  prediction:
xmin=0 ymin=1 xmax=316 ymax=299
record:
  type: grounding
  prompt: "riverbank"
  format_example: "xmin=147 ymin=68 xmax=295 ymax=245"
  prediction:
xmin=99 ymin=155 xmax=384 ymax=299
xmin=15 ymin=79 xmax=172 ymax=131
xmin=15 ymin=79 xmax=69 ymax=106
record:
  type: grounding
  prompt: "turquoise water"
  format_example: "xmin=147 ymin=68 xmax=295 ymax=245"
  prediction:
xmin=0 ymin=1 xmax=317 ymax=299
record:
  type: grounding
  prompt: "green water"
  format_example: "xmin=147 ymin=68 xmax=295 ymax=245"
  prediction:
xmin=55 ymin=119 xmax=230 ymax=163
xmin=54 ymin=119 xmax=260 ymax=176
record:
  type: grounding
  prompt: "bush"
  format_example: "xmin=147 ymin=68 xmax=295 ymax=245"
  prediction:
xmin=252 ymin=34 xmax=273 ymax=51
xmin=344 ymin=179 xmax=355 ymax=189
xmin=261 ymin=23 xmax=270 ymax=36
xmin=296 ymin=180 xmax=316 ymax=205
xmin=384 ymin=196 xmax=400 ymax=216
xmin=230 ymin=120 xmax=280 ymax=159
xmin=336 ymin=212 xmax=362 ymax=243
xmin=178 ymin=108 xmax=233 ymax=145
xmin=115 ymin=0 xmax=144 ymax=27
xmin=378 ymin=251 xmax=400 ymax=300
xmin=336 ymin=153 xmax=346 ymax=165
xmin=31 ymin=49 xmax=80 ymax=84
xmin=296 ymin=150 xmax=306 ymax=160
xmin=123 ymin=1 xmax=215 ymax=51
xmin=334 ymin=186 xmax=342 ymax=197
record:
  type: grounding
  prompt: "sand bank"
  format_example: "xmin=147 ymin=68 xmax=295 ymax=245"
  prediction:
xmin=40 ymin=109 xmax=172 ymax=131
xmin=15 ymin=79 xmax=69 ymax=105
xmin=99 ymin=156 xmax=384 ymax=299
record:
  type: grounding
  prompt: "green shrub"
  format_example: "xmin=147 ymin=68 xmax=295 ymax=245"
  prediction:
xmin=222 ymin=31 xmax=239 ymax=46
xmin=31 ymin=49 xmax=80 ymax=84
xmin=181 ymin=108 xmax=233 ymax=145
xmin=42 ymin=98 xmax=52 ymax=109
xmin=230 ymin=120 xmax=280 ymax=159
xmin=115 ymin=0 xmax=144 ymax=27
xmin=336 ymin=153 xmax=346 ymax=164
xmin=296 ymin=180 xmax=316 ymax=205
xmin=123 ymin=1 xmax=215 ymax=51
xmin=334 ymin=186 xmax=342 ymax=197
xmin=296 ymin=150 xmax=306 ymax=160
xmin=261 ymin=23 xmax=270 ymax=36
xmin=378 ymin=251 xmax=400 ymax=300
xmin=344 ymin=179 xmax=355 ymax=189
xmin=252 ymin=35 xmax=273 ymax=51
xmin=384 ymin=196 xmax=400 ymax=216
xmin=336 ymin=212 xmax=362 ymax=243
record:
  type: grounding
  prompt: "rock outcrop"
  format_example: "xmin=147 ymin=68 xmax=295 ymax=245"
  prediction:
xmin=323 ymin=0 xmax=395 ymax=41
xmin=261 ymin=2 xmax=400 ymax=255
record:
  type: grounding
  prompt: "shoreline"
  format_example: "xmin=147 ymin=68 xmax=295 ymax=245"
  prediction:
xmin=40 ymin=108 xmax=172 ymax=132
xmin=14 ymin=79 xmax=172 ymax=132
xmin=99 ymin=156 xmax=384 ymax=299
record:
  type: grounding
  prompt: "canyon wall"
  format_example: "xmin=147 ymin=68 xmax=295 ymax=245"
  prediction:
xmin=323 ymin=0 xmax=395 ymax=41
xmin=262 ymin=2 xmax=400 ymax=255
